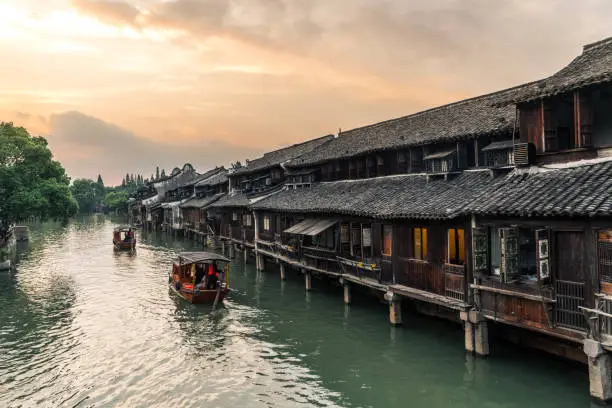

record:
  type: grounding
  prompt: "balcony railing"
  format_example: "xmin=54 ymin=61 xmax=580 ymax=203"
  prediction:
xmin=395 ymin=258 xmax=465 ymax=301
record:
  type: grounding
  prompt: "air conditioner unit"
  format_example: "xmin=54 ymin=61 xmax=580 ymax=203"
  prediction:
xmin=514 ymin=142 xmax=536 ymax=167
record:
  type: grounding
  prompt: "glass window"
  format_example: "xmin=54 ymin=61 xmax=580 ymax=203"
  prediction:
xmin=490 ymin=227 xmax=501 ymax=276
xmin=447 ymin=228 xmax=465 ymax=265
xmin=383 ymin=225 xmax=392 ymax=256
xmin=263 ymin=216 xmax=271 ymax=231
xmin=413 ymin=227 xmax=428 ymax=260
xmin=599 ymin=230 xmax=612 ymax=283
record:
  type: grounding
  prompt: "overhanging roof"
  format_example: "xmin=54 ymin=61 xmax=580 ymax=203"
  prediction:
xmin=179 ymin=251 xmax=230 ymax=264
xmin=482 ymin=140 xmax=515 ymax=151
xmin=284 ymin=219 xmax=337 ymax=236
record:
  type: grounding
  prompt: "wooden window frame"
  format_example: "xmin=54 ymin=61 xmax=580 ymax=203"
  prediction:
xmin=382 ymin=224 xmax=392 ymax=257
xmin=413 ymin=227 xmax=428 ymax=261
xmin=447 ymin=228 xmax=465 ymax=266
xmin=263 ymin=215 xmax=271 ymax=231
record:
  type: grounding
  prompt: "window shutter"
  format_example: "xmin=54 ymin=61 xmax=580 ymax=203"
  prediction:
xmin=536 ymin=228 xmax=550 ymax=281
xmin=500 ymin=228 xmax=519 ymax=283
xmin=472 ymin=227 xmax=489 ymax=276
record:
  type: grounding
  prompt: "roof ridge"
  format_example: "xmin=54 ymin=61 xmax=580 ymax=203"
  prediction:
xmin=261 ymin=134 xmax=334 ymax=158
xmin=583 ymin=36 xmax=612 ymax=52
xmin=339 ymin=81 xmax=537 ymax=136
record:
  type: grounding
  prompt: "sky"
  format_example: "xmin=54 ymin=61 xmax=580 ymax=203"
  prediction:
xmin=1 ymin=0 xmax=611 ymax=185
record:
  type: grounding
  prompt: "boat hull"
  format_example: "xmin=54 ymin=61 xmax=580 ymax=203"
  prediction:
xmin=113 ymin=240 xmax=136 ymax=251
xmin=169 ymin=284 xmax=230 ymax=304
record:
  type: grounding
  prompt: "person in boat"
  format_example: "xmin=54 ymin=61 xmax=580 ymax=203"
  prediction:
xmin=195 ymin=264 xmax=207 ymax=290
xmin=207 ymin=262 xmax=219 ymax=290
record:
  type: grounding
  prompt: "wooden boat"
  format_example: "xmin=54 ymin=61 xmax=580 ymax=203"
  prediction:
xmin=169 ymin=251 xmax=231 ymax=305
xmin=113 ymin=226 xmax=136 ymax=251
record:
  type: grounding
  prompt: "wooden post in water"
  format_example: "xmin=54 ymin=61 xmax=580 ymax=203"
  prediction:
xmin=280 ymin=263 xmax=286 ymax=280
xmin=243 ymin=248 xmax=249 ymax=264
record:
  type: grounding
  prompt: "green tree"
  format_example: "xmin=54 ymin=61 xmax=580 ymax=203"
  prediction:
xmin=104 ymin=190 xmax=130 ymax=213
xmin=160 ymin=169 xmax=166 ymax=178
xmin=155 ymin=166 xmax=160 ymax=180
xmin=96 ymin=174 xmax=105 ymax=198
xmin=0 ymin=122 xmax=77 ymax=242
xmin=70 ymin=179 xmax=98 ymax=213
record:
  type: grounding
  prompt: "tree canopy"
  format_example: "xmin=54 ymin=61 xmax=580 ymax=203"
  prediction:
xmin=70 ymin=178 xmax=100 ymax=213
xmin=0 ymin=122 xmax=77 ymax=241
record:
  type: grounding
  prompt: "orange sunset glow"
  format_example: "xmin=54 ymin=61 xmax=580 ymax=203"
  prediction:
xmin=1 ymin=0 xmax=611 ymax=184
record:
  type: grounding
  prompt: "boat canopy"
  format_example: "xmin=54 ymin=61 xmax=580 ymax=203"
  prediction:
xmin=283 ymin=219 xmax=337 ymax=236
xmin=114 ymin=226 xmax=134 ymax=232
xmin=178 ymin=251 xmax=230 ymax=264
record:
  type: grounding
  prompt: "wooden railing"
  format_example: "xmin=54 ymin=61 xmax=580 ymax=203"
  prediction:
xmin=259 ymin=231 xmax=275 ymax=243
xmin=395 ymin=258 xmax=465 ymax=301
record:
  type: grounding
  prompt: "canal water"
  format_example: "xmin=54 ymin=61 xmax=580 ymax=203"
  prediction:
xmin=0 ymin=216 xmax=593 ymax=407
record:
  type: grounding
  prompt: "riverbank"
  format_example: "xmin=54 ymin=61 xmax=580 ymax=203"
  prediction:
xmin=0 ymin=217 xmax=592 ymax=407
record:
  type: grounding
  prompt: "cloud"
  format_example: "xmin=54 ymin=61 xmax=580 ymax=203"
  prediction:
xmin=69 ymin=0 xmax=612 ymax=95
xmin=47 ymin=111 xmax=264 ymax=184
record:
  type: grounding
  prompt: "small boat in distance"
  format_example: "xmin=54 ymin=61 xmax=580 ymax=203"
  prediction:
xmin=169 ymin=252 xmax=231 ymax=305
xmin=113 ymin=226 xmax=136 ymax=251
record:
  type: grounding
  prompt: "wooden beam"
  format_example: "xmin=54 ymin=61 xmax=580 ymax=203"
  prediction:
xmin=574 ymin=90 xmax=582 ymax=148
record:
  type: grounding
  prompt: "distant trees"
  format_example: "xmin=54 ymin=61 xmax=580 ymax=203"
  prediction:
xmin=70 ymin=179 xmax=100 ymax=213
xmin=0 ymin=122 xmax=77 ymax=242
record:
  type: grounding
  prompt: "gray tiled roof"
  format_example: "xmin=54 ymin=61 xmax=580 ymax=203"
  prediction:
xmin=287 ymin=86 xmax=532 ymax=168
xmin=250 ymin=171 xmax=497 ymax=220
xmin=466 ymin=160 xmax=612 ymax=217
xmin=196 ymin=168 xmax=228 ymax=187
xmin=180 ymin=193 xmax=225 ymax=209
xmin=497 ymin=37 xmax=612 ymax=105
xmin=231 ymin=135 xmax=334 ymax=176
xmin=207 ymin=191 xmax=250 ymax=209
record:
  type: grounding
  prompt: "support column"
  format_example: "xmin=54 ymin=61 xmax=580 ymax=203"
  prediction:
xmin=280 ymin=263 xmax=286 ymax=280
xmin=256 ymin=253 xmax=265 ymax=272
xmin=460 ymin=310 xmax=489 ymax=356
xmin=243 ymin=248 xmax=249 ymax=264
xmin=229 ymin=243 xmax=235 ymax=259
xmin=221 ymin=241 xmax=226 ymax=256
xmin=304 ymin=270 xmax=312 ymax=291
xmin=585 ymin=338 xmax=612 ymax=404
xmin=384 ymin=291 xmax=402 ymax=326
xmin=342 ymin=280 xmax=351 ymax=304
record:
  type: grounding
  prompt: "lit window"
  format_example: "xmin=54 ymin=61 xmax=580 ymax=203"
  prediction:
xmin=263 ymin=216 xmax=271 ymax=231
xmin=447 ymin=228 xmax=465 ymax=265
xmin=382 ymin=225 xmax=392 ymax=256
xmin=413 ymin=227 xmax=428 ymax=260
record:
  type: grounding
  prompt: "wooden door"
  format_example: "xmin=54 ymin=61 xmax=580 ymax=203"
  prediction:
xmin=554 ymin=231 xmax=587 ymax=331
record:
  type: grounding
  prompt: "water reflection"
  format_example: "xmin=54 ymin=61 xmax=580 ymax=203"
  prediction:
xmin=0 ymin=217 xmax=595 ymax=407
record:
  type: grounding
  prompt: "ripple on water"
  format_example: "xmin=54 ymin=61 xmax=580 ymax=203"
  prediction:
xmin=0 ymin=218 xmax=592 ymax=408
xmin=0 ymin=219 xmax=346 ymax=408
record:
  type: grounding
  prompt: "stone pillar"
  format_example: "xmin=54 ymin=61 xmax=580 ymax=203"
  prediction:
xmin=280 ymin=263 xmax=286 ymax=280
xmin=304 ymin=270 xmax=312 ymax=291
xmin=221 ymin=241 xmax=226 ymax=256
xmin=584 ymin=338 xmax=612 ymax=404
xmin=460 ymin=310 xmax=490 ymax=356
xmin=243 ymin=248 xmax=249 ymax=264
xmin=229 ymin=243 xmax=235 ymax=259
xmin=384 ymin=291 xmax=402 ymax=326
xmin=343 ymin=281 xmax=351 ymax=305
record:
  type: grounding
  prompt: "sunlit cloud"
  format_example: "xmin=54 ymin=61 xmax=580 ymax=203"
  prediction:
xmin=1 ymin=0 xmax=612 ymax=183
